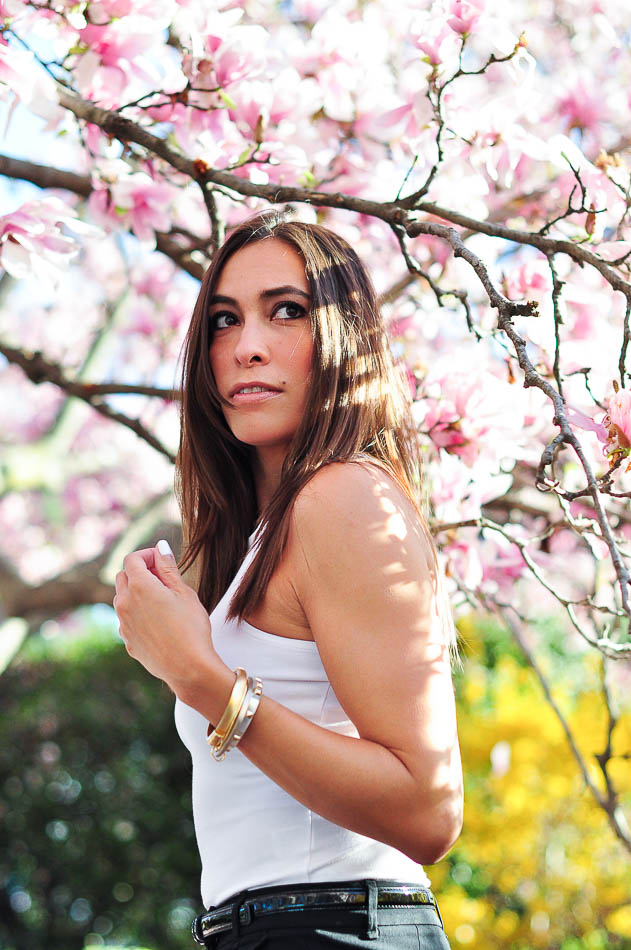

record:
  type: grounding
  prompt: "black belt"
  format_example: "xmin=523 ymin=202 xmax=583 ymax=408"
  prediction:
xmin=192 ymin=880 xmax=440 ymax=945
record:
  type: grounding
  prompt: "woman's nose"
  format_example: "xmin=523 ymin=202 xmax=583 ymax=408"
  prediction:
xmin=233 ymin=318 xmax=270 ymax=365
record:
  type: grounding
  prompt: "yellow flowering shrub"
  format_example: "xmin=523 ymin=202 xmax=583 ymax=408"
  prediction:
xmin=431 ymin=614 xmax=631 ymax=950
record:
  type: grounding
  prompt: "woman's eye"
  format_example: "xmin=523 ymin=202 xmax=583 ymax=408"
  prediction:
xmin=275 ymin=302 xmax=307 ymax=320
xmin=212 ymin=312 xmax=238 ymax=329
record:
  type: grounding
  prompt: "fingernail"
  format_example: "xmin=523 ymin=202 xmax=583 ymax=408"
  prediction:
xmin=157 ymin=539 xmax=174 ymax=558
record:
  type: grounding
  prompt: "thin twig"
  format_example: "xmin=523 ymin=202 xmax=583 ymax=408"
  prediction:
xmin=547 ymin=255 xmax=565 ymax=397
xmin=490 ymin=602 xmax=631 ymax=854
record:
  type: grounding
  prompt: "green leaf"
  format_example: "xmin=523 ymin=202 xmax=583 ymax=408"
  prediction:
xmin=218 ymin=89 xmax=237 ymax=109
xmin=235 ymin=145 xmax=255 ymax=167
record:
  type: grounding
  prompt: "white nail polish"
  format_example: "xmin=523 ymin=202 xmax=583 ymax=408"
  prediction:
xmin=157 ymin=539 xmax=173 ymax=557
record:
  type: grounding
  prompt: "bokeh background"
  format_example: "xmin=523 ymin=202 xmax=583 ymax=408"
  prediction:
xmin=2 ymin=609 xmax=630 ymax=950
xmin=2 ymin=0 xmax=631 ymax=947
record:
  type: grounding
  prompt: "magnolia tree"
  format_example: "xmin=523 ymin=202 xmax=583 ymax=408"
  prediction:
xmin=1 ymin=0 xmax=630 ymax=852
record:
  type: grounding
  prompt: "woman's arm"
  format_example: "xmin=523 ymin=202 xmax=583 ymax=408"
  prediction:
xmin=115 ymin=462 xmax=463 ymax=865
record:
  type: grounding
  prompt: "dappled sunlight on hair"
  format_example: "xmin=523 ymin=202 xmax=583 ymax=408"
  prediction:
xmin=338 ymin=352 xmax=397 ymax=408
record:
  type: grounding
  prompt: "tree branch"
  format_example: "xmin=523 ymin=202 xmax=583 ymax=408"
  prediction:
xmin=0 ymin=341 xmax=176 ymax=462
xmin=0 ymin=549 xmax=114 ymax=623
xmin=408 ymin=204 xmax=631 ymax=300
xmin=46 ymin=93 xmax=631 ymax=303
xmin=56 ymin=90 xmax=402 ymax=223
xmin=0 ymin=154 xmax=92 ymax=196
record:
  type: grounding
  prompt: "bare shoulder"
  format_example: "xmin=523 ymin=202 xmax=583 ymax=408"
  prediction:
xmin=289 ymin=459 xmax=435 ymax=590
xmin=293 ymin=459 xmax=417 ymax=524
xmin=287 ymin=461 xmax=451 ymax=699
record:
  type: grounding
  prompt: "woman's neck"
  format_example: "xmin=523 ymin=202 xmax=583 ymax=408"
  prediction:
xmin=254 ymin=446 xmax=287 ymax=512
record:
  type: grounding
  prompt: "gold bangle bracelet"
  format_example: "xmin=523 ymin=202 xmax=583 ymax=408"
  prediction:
xmin=206 ymin=668 xmax=248 ymax=752
xmin=221 ymin=676 xmax=263 ymax=755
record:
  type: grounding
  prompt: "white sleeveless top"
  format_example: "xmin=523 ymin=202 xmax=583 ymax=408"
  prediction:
xmin=174 ymin=531 xmax=431 ymax=908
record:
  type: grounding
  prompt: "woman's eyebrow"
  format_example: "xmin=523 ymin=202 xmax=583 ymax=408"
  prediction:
xmin=208 ymin=293 xmax=237 ymax=307
xmin=260 ymin=285 xmax=310 ymax=300
xmin=209 ymin=286 xmax=310 ymax=307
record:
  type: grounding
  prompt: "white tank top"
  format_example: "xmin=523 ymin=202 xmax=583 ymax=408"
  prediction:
xmin=174 ymin=531 xmax=431 ymax=908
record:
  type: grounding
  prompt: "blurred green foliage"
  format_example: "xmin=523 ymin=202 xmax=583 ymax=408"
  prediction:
xmin=0 ymin=615 xmax=199 ymax=950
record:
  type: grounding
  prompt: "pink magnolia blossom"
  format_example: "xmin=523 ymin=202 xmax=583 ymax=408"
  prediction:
xmin=174 ymin=5 xmax=244 ymax=58
xmin=410 ymin=233 xmax=452 ymax=268
xmin=503 ymin=259 xmax=552 ymax=304
xmin=78 ymin=19 xmax=163 ymax=69
xmin=0 ymin=0 xmax=26 ymax=19
xmin=125 ymin=282 xmax=191 ymax=338
xmin=131 ymin=257 xmax=177 ymax=300
xmin=168 ymin=106 xmax=243 ymax=162
xmin=556 ymin=81 xmax=604 ymax=136
xmin=447 ymin=0 xmax=484 ymax=35
xmin=594 ymin=241 xmax=631 ymax=262
xmin=568 ymin=391 xmax=631 ymax=466
xmin=74 ymin=16 xmax=163 ymax=101
xmin=89 ymin=168 xmax=174 ymax=245
xmin=88 ymin=0 xmax=136 ymax=21
xmin=0 ymin=198 xmax=98 ymax=283
xmin=0 ymin=43 xmax=64 ymax=129
xmin=361 ymin=95 xmax=435 ymax=164
xmin=565 ymin=301 xmax=597 ymax=340
xmin=480 ymin=540 xmax=526 ymax=592
xmin=290 ymin=0 xmax=330 ymax=19
xmin=546 ymin=140 xmax=623 ymax=214
xmin=213 ymin=30 xmax=268 ymax=87
xmin=0 ymin=364 xmax=65 ymax=442
xmin=73 ymin=16 xmax=175 ymax=104
xmin=181 ymin=24 xmax=267 ymax=97
xmin=565 ymin=405 xmax=607 ymax=442
xmin=418 ymin=367 xmax=529 ymax=467
xmin=409 ymin=14 xmax=459 ymax=67
xmin=443 ymin=538 xmax=483 ymax=591
xmin=603 ymin=388 xmax=631 ymax=461
xmin=428 ymin=451 xmax=514 ymax=524
xmin=228 ymin=71 xmax=320 ymax=139
xmin=88 ymin=0 xmax=175 ymax=24
xmin=223 ymin=140 xmax=309 ymax=188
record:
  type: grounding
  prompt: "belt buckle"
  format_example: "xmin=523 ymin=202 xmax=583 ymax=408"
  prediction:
xmin=192 ymin=914 xmax=207 ymax=947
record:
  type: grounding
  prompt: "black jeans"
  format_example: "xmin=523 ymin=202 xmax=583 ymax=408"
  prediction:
xmin=195 ymin=881 xmax=451 ymax=949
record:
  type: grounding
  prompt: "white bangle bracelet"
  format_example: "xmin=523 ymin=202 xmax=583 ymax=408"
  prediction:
xmin=211 ymin=676 xmax=263 ymax=762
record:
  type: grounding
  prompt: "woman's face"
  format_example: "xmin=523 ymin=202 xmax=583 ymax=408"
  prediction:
xmin=208 ymin=238 xmax=314 ymax=464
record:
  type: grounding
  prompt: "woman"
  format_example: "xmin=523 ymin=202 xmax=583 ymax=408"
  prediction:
xmin=114 ymin=212 xmax=463 ymax=949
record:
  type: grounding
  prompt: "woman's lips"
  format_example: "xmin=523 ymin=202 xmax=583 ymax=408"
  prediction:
xmin=231 ymin=389 xmax=282 ymax=405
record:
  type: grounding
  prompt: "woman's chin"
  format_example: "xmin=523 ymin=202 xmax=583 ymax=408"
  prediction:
xmin=232 ymin=429 xmax=293 ymax=455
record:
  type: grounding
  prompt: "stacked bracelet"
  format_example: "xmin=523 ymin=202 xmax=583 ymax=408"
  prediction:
xmin=206 ymin=668 xmax=248 ymax=755
xmin=206 ymin=669 xmax=263 ymax=762
xmin=220 ymin=676 xmax=263 ymax=757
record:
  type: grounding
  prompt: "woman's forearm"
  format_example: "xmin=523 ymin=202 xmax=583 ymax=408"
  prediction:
xmin=175 ymin=657 xmax=463 ymax=866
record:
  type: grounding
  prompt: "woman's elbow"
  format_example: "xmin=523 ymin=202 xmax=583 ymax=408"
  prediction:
xmin=402 ymin=795 xmax=464 ymax=866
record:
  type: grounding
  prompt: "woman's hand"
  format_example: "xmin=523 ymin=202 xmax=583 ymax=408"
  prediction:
xmin=113 ymin=540 xmax=222 ymax=695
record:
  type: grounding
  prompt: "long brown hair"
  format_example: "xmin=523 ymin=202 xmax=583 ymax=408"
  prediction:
xmin=177 ymin=211 xmax=444 ymax=631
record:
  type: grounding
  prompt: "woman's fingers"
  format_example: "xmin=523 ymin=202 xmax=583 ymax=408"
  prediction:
xmin=114 ymin=569 xmax=128 ymax=593
xmin=113 ymin=570 xmax=129 ymax=618
xmin=123 ymin=550 xmax=153 ymax=576
xmin=111 ymin=545 xmax=215 ymax=687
